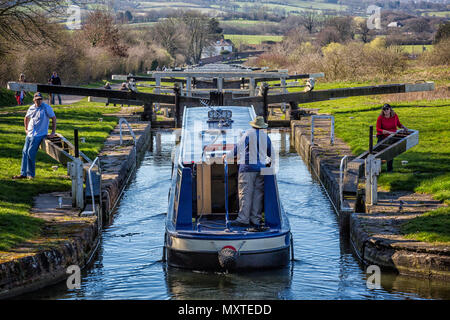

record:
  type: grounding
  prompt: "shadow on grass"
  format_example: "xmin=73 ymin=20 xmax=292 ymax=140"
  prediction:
xmin=378 ymin=151 xmax=450 ymax=203
xmin=401 ymin=207 xmax=450 ymax=243
xmin=0 ymin=178 xmax=70 ymax=205
xmin=0 ymin=211 xmax=44 ymax=252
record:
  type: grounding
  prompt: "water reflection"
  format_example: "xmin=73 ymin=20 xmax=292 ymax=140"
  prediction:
xmin=165 ymin=267 xmax=293 ymax=300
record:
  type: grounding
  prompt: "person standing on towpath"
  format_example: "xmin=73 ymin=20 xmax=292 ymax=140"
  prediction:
xmin=12 ymin=92 xmax=57 ymax=180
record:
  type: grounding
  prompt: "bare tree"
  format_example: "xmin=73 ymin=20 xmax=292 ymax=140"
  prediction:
xmin=357 ymin=19 xmax=372 ymax=43
xmin=324 ymin=16 xmax=355 ymax=42
xmin=180 ymin=11 xmax=221 ymax=64
xmin=82 ymin=10 xmax=128 ymax=57
xmin=152 ymin=17 xmax=185 ymax=57
xmin=0 ymin=0 xmax=65 ymax=55
xmin=299 ymin=11 xmax=320 ymax=34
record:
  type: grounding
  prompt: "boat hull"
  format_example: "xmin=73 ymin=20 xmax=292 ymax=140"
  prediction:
xmin=166 ymin=246 xmax=290 ymax=271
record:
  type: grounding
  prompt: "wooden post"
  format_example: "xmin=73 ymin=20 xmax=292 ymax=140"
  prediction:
xmin=74 ymin=129 xmax=79 ymax=158
xmin=142 ymin=102 xmax=153 ymax=121
xmin=70 ymin=129 xmax=84 ymax=208
xmin=155 ymin=76 xmax=161 ymax=110
xmin=262 ymin=84 xmax=269 ymax=122
xmin=289 ymin=101 xmax=299 ymax=120
xmin=281 ymin=76 xmax=287 ymax=113
xmin=156 ymin=132 xmax=161 ymax=155
xmin=285 ymin=103 xmax=291 ymax=121
xmin=186 ymin=77 xmax=192 ymax=97
xmin=174 ymin=85 xmax=181 ymax=128
xmin=281 ymin=130 xmax=286 ymax=154
xmin=365 ymin=154 xmax=381 ymax=205
xmin=217 ymin=77 xmax=224 ymax=93
xmin=369 ymin=125 xmax=373 ymax=154
xmin=69 ymin=158 xmax=84 ymax=209
xmin=249 ymin=77 xmax=256 ymax=96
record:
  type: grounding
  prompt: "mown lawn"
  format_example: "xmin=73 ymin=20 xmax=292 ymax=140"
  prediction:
xmin=0 ymin=103 xmax=120 ymax=251
xmin=401 ymin=207 xmax=450 ymax=243
xmin=224 ymin=34 xmax=283 ymax=44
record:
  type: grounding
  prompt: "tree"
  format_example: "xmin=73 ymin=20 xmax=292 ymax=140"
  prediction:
xmin=0 ymin=0 xmax=65 ymax=55
xmin=324 ymin=16 xmax=355 ymax=43
xmin=434 ymin=21 xmax=450 ymax=44
xmin=83 ymin=10 xmax=128 ymax=57
xmin=317 ymin=26 xmax=341 ymax=46
xmin=125 ymin=10 xmax=133 ymax=23
xmin=406 ymin=17 xmax=431 ymax=34
xmin=152 ymin=17 xmax=184 ymax=57
xmin=181 ymin=11 xmax=222 ymax=64
xmin=299 ymin=11 xmax=320 ymax=34
xmin=356 ymin=19 xmax=372 ymax=43
xmin=150 ymin=59 xmax=158 ymax=71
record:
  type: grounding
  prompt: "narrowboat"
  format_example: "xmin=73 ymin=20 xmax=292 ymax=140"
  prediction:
xmin=164 ymin=106 xmax=292 ymax=271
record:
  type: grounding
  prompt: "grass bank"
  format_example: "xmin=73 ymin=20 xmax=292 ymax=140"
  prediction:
xmin=401 ymin=207 xmax=450 ymax=243
xmin=0 ymin=102 xmax=120 ymax=251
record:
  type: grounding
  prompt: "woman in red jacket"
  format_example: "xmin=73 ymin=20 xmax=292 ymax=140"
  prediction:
xmin=376 ymin=104 xmax=408 ymax=172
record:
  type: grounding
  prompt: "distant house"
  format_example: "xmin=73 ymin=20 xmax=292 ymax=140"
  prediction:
xmin=387 ymin=21 xmax=404 ymax=28
xmin=201 ymin=39 xmax=234 ymax=58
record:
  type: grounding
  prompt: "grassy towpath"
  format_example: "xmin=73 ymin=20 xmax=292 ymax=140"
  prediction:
xmin=0 ymin=99 xmax=120 ymax=251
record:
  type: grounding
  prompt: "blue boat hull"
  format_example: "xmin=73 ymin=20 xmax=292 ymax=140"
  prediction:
xmin=166 ymin=246 xmax=291 ymax=271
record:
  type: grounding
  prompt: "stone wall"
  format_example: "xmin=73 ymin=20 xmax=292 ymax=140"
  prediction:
xmin=290 ymin=117 xmax=354 ymax=229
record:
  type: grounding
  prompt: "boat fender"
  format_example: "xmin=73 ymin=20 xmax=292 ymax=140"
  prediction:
xmin=218 ymin=245 xmax=237 ymax=270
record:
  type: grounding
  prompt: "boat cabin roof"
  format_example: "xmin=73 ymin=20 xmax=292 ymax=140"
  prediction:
xmin=180 ymin=106 xmax=256 ymax=164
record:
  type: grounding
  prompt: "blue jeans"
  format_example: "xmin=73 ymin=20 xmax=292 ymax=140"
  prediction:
xmin=51 ymin=93 xmax=62 ymax=105
xmin=21 ymin=135 xmax=46 ymax=177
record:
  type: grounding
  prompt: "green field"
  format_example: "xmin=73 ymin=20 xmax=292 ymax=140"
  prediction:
xmin=224 ymin=34 xmax=283 ymax=44
xmin=233 ymin=0 xmax=347 ymax=12
xmin=398 ymin=45 xmax=433 ymax=54
xmin=0 ymin=101 xmax=120 ymax=251
xmin=132 ymin=0 xmax=348 ymax=19
xmin=422 ymin=11 xmax=450 ymax=17
xmin=219 ymin=19 xmax=279 ymax=27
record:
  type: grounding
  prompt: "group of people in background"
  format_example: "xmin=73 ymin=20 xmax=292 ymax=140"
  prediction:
xmin=14 ymin=71 xmax=63 ymax=106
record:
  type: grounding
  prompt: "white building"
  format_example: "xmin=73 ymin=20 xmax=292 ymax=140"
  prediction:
xmin=387 ymin=21 xmax=404 ymax=28
xmin=202 ymin=39 xmax=234 ymax=58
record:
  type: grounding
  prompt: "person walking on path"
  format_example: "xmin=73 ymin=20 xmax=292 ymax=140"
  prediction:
xmin=13 ymin=92 xmax=57 ymax=180
xmin=104 ymin=82 xmax=112 ymax=106
xmin=15 ymin=73 xmax=26 ymax=105
xmin=50 ymin=71 xmax=62 ymax=105
xmin=224 ymin=116 xmax=274 ymax=228
xmin=376 ymin=104 xmax=408 ymax=172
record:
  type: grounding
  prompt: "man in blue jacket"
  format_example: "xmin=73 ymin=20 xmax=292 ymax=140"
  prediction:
xmin=50 ymin=71 xmax=62 ymax=105
xmin=13 ymin=92 xmax=57 ymax=180
xmin=225 ymin=116 xmax=273 ymax=228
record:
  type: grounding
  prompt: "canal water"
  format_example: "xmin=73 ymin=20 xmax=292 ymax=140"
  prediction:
xmin=23 ymin=131 xmax=450 ymax=300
